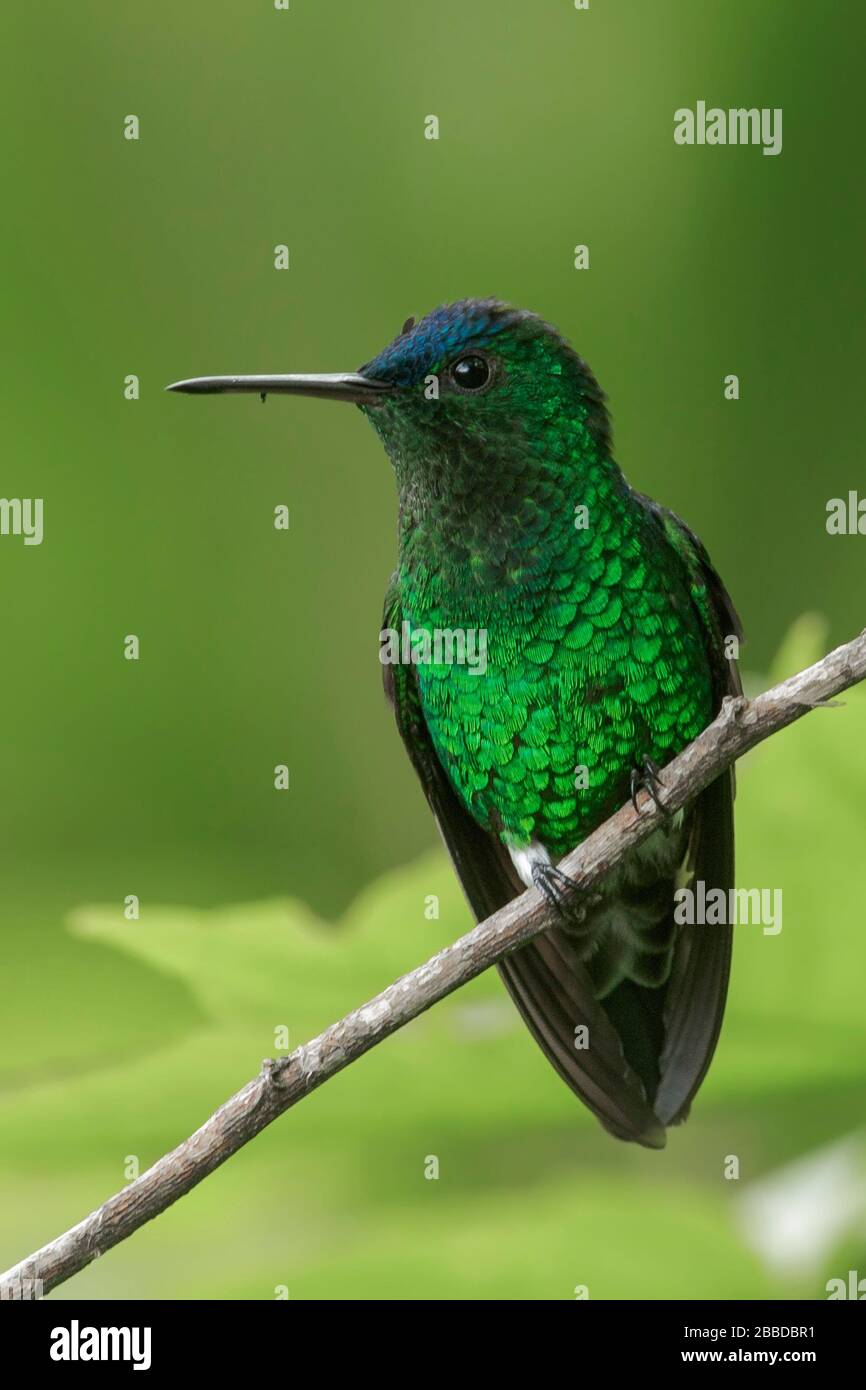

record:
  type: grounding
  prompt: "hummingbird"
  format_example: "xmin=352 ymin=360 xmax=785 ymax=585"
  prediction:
xmin=168 ymin=299 xmax=742 ymax=1148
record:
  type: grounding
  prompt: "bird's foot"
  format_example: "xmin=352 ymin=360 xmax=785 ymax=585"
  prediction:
xmin=630 ymin=757 xmax=668 ymax=815
xmin=532 ymin=863 xmax=596 ymax=930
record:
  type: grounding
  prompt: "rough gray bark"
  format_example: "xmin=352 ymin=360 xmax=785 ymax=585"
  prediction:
xmin=2 ymin=627 xmax=865 ymax=1300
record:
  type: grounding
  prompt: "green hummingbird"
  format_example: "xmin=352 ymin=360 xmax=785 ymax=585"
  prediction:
xmin=168 ymin=298 xmax=742 ymax=1148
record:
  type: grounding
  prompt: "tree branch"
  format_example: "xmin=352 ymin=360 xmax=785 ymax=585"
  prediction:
xmin=3 ymin=627 xmax=865 ymax=1299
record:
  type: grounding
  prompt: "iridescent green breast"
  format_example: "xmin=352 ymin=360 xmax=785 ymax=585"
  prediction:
xmin=400 ymin=478 xmax=713 ymax=858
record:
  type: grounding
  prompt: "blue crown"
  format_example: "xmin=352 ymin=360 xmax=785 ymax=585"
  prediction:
xmin=359 ymin=299 xmax=522 ymax=386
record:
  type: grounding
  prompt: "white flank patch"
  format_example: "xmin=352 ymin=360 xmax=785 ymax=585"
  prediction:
xmin=507 ymin=839 xmax=552 ymax=889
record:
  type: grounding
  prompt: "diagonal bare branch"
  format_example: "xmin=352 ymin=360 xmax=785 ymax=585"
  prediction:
xmin=2 ymin=627 xmax=865 ymax=1299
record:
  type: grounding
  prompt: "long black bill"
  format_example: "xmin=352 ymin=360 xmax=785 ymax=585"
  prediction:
xmin=165 ymin=373 xmax=392 ymax=404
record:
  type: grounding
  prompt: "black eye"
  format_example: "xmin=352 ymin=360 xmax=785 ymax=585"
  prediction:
xmin=450 ymin=354 xmax=493 ymax=393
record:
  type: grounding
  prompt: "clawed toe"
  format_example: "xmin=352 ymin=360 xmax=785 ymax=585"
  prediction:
xmin=532 ymin=863 xmax=589 ymax=925
xmin=630 ymin=756 xmax=667 ymax=815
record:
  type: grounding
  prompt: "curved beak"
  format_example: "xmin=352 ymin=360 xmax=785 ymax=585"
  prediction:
xmin=165 ymin=372 xmax=392 ymax=405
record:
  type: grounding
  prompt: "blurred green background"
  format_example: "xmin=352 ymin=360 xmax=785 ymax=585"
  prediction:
xmin=1 ymin=1 xmax=864 ymax=1299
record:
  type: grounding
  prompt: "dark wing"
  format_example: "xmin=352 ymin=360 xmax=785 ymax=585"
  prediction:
xmin=382 ymin=578 xmax=665 ymax=1148
xmin=633 ymin=497 xmax=743 ymax=1126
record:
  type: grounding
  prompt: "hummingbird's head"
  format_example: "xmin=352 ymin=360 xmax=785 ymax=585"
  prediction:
xmin=166 ymin=298 xmax=612 ymax=517
xmin=355 ymin=299 xmax=610 ymax=492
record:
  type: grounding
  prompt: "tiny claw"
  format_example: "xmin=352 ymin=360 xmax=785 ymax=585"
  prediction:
xmin=532 ymin=863 xmax=590 ymax=926
xmin=630 ymin=757 xmax=667 ymax=815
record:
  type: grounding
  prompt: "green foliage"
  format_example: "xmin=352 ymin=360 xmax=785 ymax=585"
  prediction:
xmin=1 ymin=623 xmax=864 ymax=1299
